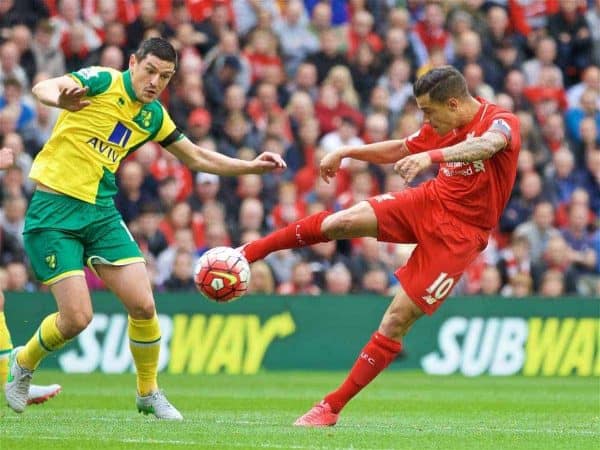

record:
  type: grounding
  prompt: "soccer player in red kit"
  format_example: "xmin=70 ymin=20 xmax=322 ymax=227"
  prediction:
xmin=240 ymin=66 xmax=521 ymax=426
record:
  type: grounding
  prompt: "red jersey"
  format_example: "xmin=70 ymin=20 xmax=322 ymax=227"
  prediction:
xmin=405 ymin=100 xmax=521 ymax=230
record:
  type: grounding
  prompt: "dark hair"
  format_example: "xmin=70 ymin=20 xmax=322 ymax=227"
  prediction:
xmin=413 ymin=66 xmax=469 ymax=102
xmin=135 ymin=38 xmax=178 ymax=68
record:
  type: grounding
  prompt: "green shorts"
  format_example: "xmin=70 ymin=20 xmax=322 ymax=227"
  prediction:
xmin=23 ymin=190 xmax=144 ymax=285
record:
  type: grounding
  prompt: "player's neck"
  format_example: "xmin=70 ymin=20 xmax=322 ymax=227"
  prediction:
xmin=458 ymin=97 xmax=483 ymax=126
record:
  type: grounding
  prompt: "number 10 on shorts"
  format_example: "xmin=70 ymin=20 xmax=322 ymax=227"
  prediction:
xmin=422 ymin=272 xmax=455 ymax=305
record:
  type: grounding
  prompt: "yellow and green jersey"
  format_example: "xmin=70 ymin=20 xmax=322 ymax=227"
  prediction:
xmin=29 ymin=67 xmax=183 ymax=206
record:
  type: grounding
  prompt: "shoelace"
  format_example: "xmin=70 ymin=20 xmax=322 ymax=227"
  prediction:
xmin=150 ymin=391 xmax=173 ymax=409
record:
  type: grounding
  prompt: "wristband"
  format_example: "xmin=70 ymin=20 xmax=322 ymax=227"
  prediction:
xmin=428 ymin=149 xmax=444 ymax=163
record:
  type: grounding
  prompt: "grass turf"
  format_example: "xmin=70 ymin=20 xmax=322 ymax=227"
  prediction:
xmin=1 ymin=371 xmax=598 ymax=450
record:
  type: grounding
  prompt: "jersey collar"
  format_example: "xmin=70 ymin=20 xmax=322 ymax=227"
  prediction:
xmin=122 ymin=70 xmax=138 ymax=102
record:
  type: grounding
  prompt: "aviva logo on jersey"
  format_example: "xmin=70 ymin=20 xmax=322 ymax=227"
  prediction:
xmin=86 ymin=122 xmax=131 ymax=163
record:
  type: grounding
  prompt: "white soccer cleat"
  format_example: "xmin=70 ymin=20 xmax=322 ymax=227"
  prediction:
xmin=136 ymin=390 xmax=183 ymax=420
xmin=4 ymin=346 xmax=33 ymax=413
xmin=28 ymin=383 xmax=62 ymax=405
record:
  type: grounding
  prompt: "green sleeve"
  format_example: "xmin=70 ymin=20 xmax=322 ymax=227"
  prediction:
xmin=69 ymin=67 xmax=113 ymax=96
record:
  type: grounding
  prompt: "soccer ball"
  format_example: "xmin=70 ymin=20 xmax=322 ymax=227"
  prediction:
xmin=194 ymin=246 xmax=251 ymax=303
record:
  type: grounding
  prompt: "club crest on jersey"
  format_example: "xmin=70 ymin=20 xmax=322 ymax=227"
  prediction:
xmin=135 ymin=109 xmax=153 ymax=129
xmin=45 ymin=254 xmax=56 ymax=270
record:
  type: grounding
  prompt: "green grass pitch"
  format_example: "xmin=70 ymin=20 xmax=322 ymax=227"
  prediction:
xmin=1 ymin=371 xmax=598 ymax=449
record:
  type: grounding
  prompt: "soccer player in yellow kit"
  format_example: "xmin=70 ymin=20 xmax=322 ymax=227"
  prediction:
xmin=4 ymin=38 xmax=286 ymax=419
xmin=0 ymin=147 xmax=61 ymax=405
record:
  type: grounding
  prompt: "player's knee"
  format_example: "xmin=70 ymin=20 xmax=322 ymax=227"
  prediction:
xmin=322 ymin=213 xmax=354 ymax=240
xmin=61 ymin=311 xmax=93 ymax=337
xmin=128 ymin=301 xmax=156 ymax=320
xmin=379 ymin=302 xmax=422 ymax=339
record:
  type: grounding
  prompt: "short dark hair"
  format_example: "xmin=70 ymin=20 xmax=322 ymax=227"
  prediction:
xmin=413 ymin=66 xmax=469 ymax=102
xmin=135 ymin=38 xmax=178 ymax=68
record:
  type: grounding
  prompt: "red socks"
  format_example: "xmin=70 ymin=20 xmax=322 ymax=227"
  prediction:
xmin=324 ymin=331 xmax=402 ymax=413
xmin=242 ymin=211 xmax=331 ymax=263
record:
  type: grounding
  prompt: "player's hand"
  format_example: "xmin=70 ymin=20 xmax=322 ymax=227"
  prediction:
xmin=0 ymin=147 xmax=14 ymax=169
xmin=58 ymin=86 xmax=91 ymax=112
xmin=394 ymin=152 xmax=432 ymax=183
xmin=251 ymin=152 xmax=287 ymax=173
xmin=319 ymin=151 xmax=343 ymax=183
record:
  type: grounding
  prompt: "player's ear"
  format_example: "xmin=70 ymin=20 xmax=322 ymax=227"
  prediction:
xmin=447 ymin=98 xmax=459 ymax=111
xmin=128 ymin=54 xmax=137 ymax=71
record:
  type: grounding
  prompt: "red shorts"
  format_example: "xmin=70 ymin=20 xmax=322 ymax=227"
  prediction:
xmin=366 ymin=186 xmax=489 ymax=314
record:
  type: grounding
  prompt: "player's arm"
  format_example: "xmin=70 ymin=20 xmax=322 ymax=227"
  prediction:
xmin=320 ymin=140 xmax=409 ymax=183
xmin=164 ymin=136 xmax=286 ymax=176
xmin=31 ymin=75 xmax=91 ymax=111
xmin=395 ymin=131 xmax=508 ymax=183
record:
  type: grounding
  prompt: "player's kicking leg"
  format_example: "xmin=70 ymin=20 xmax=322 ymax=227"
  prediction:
xmin=294 ymin=289 xmax=422 ymax=427
xmin=96 ymin=262 xmax=182 ymax=420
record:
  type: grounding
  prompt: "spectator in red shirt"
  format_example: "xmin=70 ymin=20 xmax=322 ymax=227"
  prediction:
xmin=346 ymin=10 xmax=383 ymax=60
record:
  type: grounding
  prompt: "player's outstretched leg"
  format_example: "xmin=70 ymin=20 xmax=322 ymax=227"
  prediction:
xmin=294 ymin=290 xmax=421 ymax=427
xmin=4 ymin=346 xmax=33 ymax=413
xmin=240 ymin=211 xmax=331 ymax=263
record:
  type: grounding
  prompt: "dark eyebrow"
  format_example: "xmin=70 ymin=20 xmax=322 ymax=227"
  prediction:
xmin=146 ymin=62 xmax=175 ymax=75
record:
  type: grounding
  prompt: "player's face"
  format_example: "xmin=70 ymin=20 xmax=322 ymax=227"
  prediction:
xmin=129 ymin=54 xmax=176 ymax=103
xmin=416 ymin=94 xmax=459 ymax=135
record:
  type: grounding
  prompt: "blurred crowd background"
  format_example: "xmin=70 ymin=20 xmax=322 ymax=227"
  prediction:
xmin=0 ymin=0 xmax=598 ymax=298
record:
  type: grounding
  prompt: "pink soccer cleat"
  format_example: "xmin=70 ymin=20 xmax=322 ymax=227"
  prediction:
xmin=293 ymin=401 xmax=339 ymax=427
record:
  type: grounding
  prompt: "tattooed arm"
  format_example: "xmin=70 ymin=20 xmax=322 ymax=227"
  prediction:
xmin=394 ymin=131 xmax=508 ymax=183
xmin=436 ymin=132 xmax=508 ymax=162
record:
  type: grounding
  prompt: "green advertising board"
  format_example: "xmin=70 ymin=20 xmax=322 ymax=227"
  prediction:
xmin=4 ymin=293 xmax=599 ymax=376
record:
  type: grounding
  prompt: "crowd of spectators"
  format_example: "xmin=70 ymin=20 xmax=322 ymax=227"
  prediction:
xmin=0 ymin=0 xmax=598 ymax=298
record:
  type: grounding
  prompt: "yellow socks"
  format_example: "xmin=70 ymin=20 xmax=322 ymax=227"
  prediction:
xmin=0 ymin=311 xmax=12 ymax=385
xmin=17 ymin=313 xmax=69 ymax=370
xmin=128 ymin=315 xmax=161 ymax=396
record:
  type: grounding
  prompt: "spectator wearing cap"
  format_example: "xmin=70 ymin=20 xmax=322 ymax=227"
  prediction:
xmin=203 ymin=30 xmax=252 ymax=94
xmin=188 ymin=171 xmax=221 ymax=214
xmin=187 ymin=107 xmax=212 ymax=142
xmin=204 ymin=54 xmax=241 ymax=112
